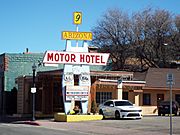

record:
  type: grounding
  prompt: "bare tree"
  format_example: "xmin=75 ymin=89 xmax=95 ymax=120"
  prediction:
xmin=175 ymin=15 xmax=180 ymax=32
xmin=92 ymin=9 xmax=134 ymax=70
xmin=132 ymin=8 xmax=176 ymax=68
xmin=172 ymin=15 xmax=180 ymax=61
xmin=91 ymin=8 xmax=180 ymax=71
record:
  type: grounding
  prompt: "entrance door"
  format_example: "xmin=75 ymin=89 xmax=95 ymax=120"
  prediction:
xmin=123 ymin=92 xmax=128 ymax=100
xmin=53 ymin=82 xmax=64 ymax=112
xmin=74 ymin=101 xmax=82 ymax=113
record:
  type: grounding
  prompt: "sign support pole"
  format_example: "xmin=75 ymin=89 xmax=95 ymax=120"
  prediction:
xmin=73 ymin=12 xmax=82 ymax=47
xmin=76 ymin=24 xmax=79 ymax=47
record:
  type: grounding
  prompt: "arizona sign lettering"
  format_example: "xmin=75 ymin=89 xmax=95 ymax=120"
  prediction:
xmin=62 ymin=31 xmax=92 ymax=41
xmin=43 ymin=51 xmax=109 ymax=66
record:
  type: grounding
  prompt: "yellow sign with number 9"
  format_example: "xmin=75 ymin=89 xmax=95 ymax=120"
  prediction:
xmin=73 ymin=12 xmax=82 ymax=25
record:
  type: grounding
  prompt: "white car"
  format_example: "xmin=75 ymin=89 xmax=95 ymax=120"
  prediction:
xmin=99 ymin=100 xmax=142 ymax=119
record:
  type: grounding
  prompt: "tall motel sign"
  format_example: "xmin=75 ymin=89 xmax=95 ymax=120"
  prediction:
xmin=43 ymin=12 xmax=109 ymax=114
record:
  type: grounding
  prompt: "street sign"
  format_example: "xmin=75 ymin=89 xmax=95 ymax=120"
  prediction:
xmin=167 ymin=73 xmax=173 ymax=82
xmin=167 ymin=73 xmax=174 ymax=85
xmin=31 ymin=87 xmax=36 ymax=93
xmin=62 ymin=31 xmax=92 ymax=41
xmin=73 ymin=12 xmax=82 ymax=25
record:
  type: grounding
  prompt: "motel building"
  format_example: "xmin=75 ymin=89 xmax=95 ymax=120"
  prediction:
xmin=0 ymin=48 xmax=180 ymax=117
xmin=15 ymin=54 xmax=180 ymax=117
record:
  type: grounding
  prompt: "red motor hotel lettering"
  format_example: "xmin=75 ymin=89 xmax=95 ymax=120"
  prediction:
xmin=47 ymin=53 xmax=53 ymax=61
xmin=44 ymin=51 xmax=108 ymax=65
xmin=65 ymin=54 xmax=70 ymax=62
xmin=71 ymin=54 xmax=76 ymax=62
xmin=91 ymin=55 xmax=95 ymax=63
xmin=47 ymin=52 xmax=76 ymax=63
xmin=54 ymin=53 xmax=59 ymax=62
xmin=95 ymin=55 xmax=100 ymax=63
xmin=100 ymin=56 xmax=105 ymax=64
xmin=80 ymin=54 xmax=105 ymax=64
xmin=86 ymin=55 xmax=90 ymax=63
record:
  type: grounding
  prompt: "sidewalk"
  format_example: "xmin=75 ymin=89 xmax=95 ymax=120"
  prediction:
xmin=0 ymin=116 xmax=127 ymax=134
xmin=0 ymin=115 xmax=168 ymax=135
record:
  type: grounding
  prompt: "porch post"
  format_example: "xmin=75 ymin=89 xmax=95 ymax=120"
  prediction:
xmin=117 ymin=80 xmax=123 ymax=100
xmin=135 ymin=94 xmax=140 ymax=106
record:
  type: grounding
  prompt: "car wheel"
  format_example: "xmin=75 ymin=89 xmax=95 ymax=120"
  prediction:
xmin=158 ymin=112 xmax=161 ymax=116
xmin=162 ymin=113 xmax=165 ymax=116
xmin=115 ymin=111 xmax=120 ymax=119
xmin=99 ymin=109 xmax=105 ymax=119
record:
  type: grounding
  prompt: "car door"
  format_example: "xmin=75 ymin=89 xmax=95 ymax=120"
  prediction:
xmin=103 ymin=101 xmax=114 ymax=116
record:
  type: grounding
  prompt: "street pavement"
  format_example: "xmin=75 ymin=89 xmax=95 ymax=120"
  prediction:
xmin=36 ymin=117 xmax=179 ymax=135
xmin=1 ymin=115 xmax=180 ymax=135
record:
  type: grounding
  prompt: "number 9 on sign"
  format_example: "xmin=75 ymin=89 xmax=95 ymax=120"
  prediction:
xmin=73 ymin=12 xmax=82 ymax=25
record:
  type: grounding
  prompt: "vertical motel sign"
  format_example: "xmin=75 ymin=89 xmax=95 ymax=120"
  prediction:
xmin=43 ymin=12 xmax=110 ymax=114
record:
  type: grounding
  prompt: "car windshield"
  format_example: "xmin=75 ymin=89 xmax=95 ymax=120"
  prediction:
xmin=114 ymin=101 xmax=133 ymax=106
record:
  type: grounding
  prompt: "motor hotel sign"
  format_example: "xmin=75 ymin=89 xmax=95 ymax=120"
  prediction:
xmin=43 ymin=51 xmax=109 ymax=66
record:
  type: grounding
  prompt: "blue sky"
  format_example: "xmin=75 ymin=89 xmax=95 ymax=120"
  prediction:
xmin=0 ymin=0 xmax=179 ymax=54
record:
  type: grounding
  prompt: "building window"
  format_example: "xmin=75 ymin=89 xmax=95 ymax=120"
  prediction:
xmin=143 ymin=93 xmax=151 ymax=105
xmin=96 ymin=92 xmax=112 ymax=104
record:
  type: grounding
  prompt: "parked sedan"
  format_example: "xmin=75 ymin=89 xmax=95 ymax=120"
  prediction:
xmin=158 ymin=101 xmax=179 ymax=116
xmin=99 ymin=100 xmax=142 ymax=119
